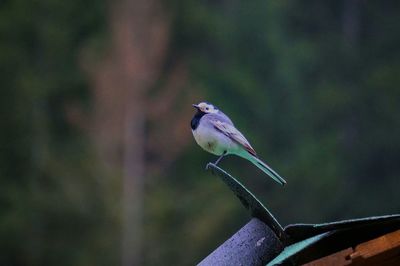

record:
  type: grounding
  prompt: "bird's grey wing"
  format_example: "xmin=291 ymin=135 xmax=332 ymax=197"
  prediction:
xmin=205 ymin=112 xmax=233 ymax=125
xmin=210 ymin=119 xmax=257 ymax=157
xmin=216 ymin=111 xmax=233 ymax=125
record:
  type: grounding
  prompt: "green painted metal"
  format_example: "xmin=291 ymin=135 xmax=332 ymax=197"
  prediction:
xmin=285 ymin=214 xmax=400 ymax=244
xmin=206 ymin=163 xmax=288 ymax=243
xmin=266 ymin=231 xmax=333 ymax=266
xmin=269 ymin=214 xmax=400 ymax=265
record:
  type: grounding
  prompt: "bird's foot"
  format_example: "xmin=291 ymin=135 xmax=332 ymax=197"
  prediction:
xmin=205 ymin=162 xmax=214 ymax=171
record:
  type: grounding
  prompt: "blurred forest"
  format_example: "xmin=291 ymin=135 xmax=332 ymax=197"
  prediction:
xmin=1 ymin=0 xmax=400 ymax=265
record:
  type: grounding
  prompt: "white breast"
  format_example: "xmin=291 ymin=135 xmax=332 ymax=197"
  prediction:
xmin=192 ymin=123 xmax=236 ymax=156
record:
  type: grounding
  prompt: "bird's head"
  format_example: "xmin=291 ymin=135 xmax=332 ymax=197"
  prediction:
xmin=192 ymin=102 xmax=219 ymax=114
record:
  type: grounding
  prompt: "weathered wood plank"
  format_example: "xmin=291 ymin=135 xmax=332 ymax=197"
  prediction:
xmin=303 ymin=248 xmax=353 ymax=266
xmin=302 ymin=229 xmax=400 ymax=266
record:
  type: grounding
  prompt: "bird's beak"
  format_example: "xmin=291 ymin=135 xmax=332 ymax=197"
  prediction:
xmin=192 ymin=104 xmax=199 ymax=109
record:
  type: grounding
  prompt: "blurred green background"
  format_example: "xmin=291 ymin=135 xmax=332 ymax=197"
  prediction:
xmin=1 ymin=0 xmax=399 ymax=265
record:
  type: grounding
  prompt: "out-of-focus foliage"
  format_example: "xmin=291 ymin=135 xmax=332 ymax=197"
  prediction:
xmin=1 ymin=0 xmax=399 ymax=265
xmin=0 ymin=0 xmax=118 ymax=265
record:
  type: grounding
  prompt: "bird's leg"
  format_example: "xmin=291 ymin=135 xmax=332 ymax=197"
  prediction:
xmin=214 ymin=151 xmax=227 ymax=166
xmin=206 ymin=151 xmax=227 ymax=170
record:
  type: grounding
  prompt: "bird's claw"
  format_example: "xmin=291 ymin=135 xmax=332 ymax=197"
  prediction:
xmin=205 ymin=162 xmax=214 ymax=171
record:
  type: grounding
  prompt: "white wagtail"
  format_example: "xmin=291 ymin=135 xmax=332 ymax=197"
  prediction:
xmin=191 ymin=101 xmax=287 ymax=186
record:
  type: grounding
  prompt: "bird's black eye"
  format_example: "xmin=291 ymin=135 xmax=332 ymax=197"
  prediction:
xmin=206 ymin=107 xmax=209 ymax=111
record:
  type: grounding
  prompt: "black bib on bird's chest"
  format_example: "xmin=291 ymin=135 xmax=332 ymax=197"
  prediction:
xmin=191 ymin=111 xmax=206 ymax=130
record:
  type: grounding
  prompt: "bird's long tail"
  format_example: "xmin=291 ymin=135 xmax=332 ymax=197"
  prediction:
xmin=247 ymin=154 xmax=287 ymax=186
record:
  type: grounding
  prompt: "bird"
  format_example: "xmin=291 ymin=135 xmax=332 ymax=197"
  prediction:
xmin=191 ymin=101 xmax=287 ymax=186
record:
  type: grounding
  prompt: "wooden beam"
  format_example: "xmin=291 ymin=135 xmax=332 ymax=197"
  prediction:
xmin=303 ymin=229 xmax=400 ymax=266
